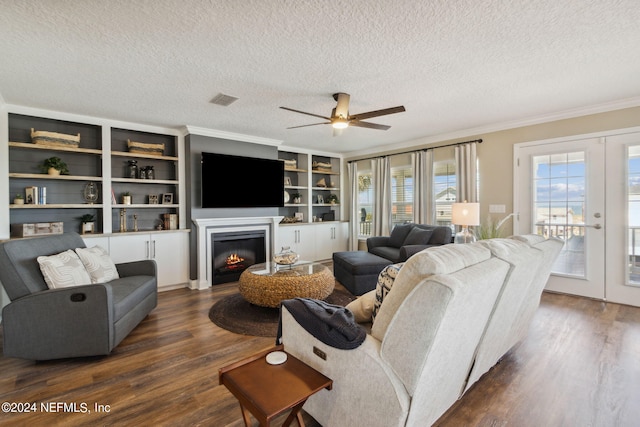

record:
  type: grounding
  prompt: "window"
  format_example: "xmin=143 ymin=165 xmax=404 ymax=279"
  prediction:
xmin=391 ymin=166 xmax=413 ymax=227
xmin=357 ymin=170 xmax=373 ymax=237
xmin=434 ymin=160 xmax=456 ymax=228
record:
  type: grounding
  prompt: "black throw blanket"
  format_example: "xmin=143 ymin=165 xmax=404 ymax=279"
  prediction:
xmin=276 ymin=298 xmax=366 ymax=350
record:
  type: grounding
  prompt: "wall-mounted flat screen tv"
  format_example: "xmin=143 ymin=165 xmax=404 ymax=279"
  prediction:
xmin=201 ymin=152 xmax=284 ymax=208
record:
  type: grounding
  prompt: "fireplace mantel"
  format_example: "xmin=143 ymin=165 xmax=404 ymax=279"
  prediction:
xmin=193 ymin=216 xmax=282 ymax=289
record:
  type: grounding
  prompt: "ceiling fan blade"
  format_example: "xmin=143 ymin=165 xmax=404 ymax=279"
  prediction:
xmin=349 ymin=105 xmax=406 ymax=121
xmin=286 ymin=122 xmax=330 ymax=129
xmin=333 ymin=92 xmax=350 ymax=119
xmin=280 ymin=106 xmax=331 ymax=121
xmin=349 ymin=120 xmax=391 ymax=131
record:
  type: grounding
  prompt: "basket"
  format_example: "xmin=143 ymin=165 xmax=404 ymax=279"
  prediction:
xmin=31 ymin=128 xmax=80 ymax=148
xmin=127 ymin=139 xmax=164 ymax=156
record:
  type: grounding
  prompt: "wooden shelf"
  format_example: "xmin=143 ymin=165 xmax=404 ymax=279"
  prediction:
xmin=9 ymin=173 xmax=103 ymax=181
xmin=312 ymin=187 xmax=339 ymax=191
xmin=9 ymin=141 xmax=102 ymax=155
xmin=10 ymin=204 xmax=104 ymax=209
xmin=311 ymin=169 xmax=339 ymax=175
xmin=111 ymin=177 xmax=178 ymax=185
xmin=111 ymin=150 xmax=178 ymax=161
xmin=284 ymin=203 xmax=308 ymax=207
xmin=112 ymin=204 xmax=179 ymax=208
xmin=284 ymin=167 xmax=307 ymax=173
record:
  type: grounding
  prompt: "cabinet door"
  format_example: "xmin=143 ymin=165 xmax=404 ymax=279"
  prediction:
xmin=314 ymin=223 xmax=349 ymax=260
xmin=108 ymin=234 xmax=150 ymax=264
xmin=332 ymin=222 xmax=348 ymax=253
xmin=278 ymin=226 xmax=315 ymax=261
xmin=151 ymin=232 xmax=189 ymax=288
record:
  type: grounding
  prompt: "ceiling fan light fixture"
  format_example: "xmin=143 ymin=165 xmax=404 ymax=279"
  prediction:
xmin=332 ymin=119 xmax=349 ymax=129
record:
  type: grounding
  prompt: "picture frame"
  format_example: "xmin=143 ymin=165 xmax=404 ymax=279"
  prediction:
xmin=284 ymin=176 xmax=292 ymax=186
xmin=317 ymin=194 xmax=324 ymax=204
xmin=148 ymin=194 xmax=159 ymax=204
xmin=294 ymin=212 xmax=304 ymax=222
xmin=161 ymin=193 xmax=174 ymax=204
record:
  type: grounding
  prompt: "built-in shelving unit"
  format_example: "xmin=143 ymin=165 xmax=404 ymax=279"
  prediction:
xmin=5 ymin=111 xmax=184 ymax=237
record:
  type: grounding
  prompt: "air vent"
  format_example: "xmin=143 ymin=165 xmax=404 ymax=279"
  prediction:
xmin=210 ymin=93 xmax=239 ymax=107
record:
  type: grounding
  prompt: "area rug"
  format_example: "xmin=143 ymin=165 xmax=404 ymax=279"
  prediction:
xmin=208 ymin=289 xmax=356 ymax=337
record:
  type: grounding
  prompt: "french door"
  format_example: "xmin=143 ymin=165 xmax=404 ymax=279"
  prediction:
xmin=515 ymin=130 xmax=640 ymax=307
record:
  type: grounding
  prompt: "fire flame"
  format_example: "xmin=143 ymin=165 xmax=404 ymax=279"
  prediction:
xmin=226 ymin=253 xmax=245 ymax=265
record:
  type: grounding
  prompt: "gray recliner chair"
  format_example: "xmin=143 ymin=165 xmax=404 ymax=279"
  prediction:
xmin=0 ymin=232 xmax=157 ymax=360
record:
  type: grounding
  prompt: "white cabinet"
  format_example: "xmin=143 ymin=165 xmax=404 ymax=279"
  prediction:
xmin=278 ymin=222 xmax=348 ymax=262
xmin=82 ymin=236 xmax=110 ymax=251
xmin=108 ymin=231 xmax=189 ymax=289
xmin=315 ymin=222 xmax=348 ymax=260
xmin=277 ymin=225 xmax=316 ymax=261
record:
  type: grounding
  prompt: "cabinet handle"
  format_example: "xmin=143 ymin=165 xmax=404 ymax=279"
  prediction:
xmin=146 ymin=241 xmax=150 ymax=259
xmin=152 ymin=240 xmax=156 ymax=258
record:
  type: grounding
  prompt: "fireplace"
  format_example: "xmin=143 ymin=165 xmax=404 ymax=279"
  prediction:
xmin=193 ymin=216 xmax=281 ymax=290
xmin=212 ymin=230 xmax=266 ymax=284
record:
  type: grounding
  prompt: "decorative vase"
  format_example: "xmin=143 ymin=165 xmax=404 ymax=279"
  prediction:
xmin=13 ymin=198 xmax=24 ymax=205
xmin=48 ymin=167 xmax=61 ymax=176
xmin=273 ymin=247 xmax=299 ymax=265
xmin=293 ymin=196 xmax=301 ymax=204
xmin=122 ymin=195 xmax=132 ymax=205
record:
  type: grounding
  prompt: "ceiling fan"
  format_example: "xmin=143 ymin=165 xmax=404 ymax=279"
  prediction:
xmin=280 ymin=93 xmax=405 ymax=134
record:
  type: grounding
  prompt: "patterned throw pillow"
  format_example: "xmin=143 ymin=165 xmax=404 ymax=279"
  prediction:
xmin=75 ymin=246 xmax=120 ymax=283
xmin=372 ymin=263 xmax=404 ymax=323
xmin=37 ymin=249 xmax=92 ymax=289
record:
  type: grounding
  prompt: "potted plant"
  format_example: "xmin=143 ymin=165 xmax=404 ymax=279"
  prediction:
xmin=79 ymin=213 xmax=95 ymax=234
xmin=291 ymin=192 xmax=302 ymax=204
xmin=40 ymin=156 xmax=69 ymax=176
xmin=13 ymin=193 xmax=24 ymax=205
xmin=122 ymin=192 xmax=132 ymax=205
xmin=326 ymin=194 xmax=339 ymax=205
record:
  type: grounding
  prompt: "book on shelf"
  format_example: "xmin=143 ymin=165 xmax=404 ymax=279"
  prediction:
xmin=24 ymin=186 xmax=47 ymax=205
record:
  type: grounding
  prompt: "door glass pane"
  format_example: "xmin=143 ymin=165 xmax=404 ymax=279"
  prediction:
xmin=533 ymin=152 xmax=586 ymax=277
xmin=357 ymin=171 xmax=373 ymax=237
xmin=628 ymin=145 xmax=640 ymax=285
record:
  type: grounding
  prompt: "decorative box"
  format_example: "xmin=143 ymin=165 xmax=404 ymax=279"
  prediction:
xmin=31 ymin=128 xmax=80 ymax=148
xmin=11 ymin=222 xmax=64 ymax=238
xmin=127 ymin=139 xmax=164 ymax=156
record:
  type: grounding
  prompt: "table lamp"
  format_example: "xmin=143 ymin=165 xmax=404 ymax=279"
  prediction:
xmin=452 ymin=201 xmax=479 ymax=244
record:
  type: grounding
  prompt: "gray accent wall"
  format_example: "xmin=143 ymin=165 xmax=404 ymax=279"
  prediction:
xmin=186 ymin=133 xmax=280 ymax=280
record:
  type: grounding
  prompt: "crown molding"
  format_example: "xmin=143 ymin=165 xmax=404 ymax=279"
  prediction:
xmin=344 ymin=96 xmax=640 ymax=159
xmin=183 ymin=125 xmax=282 ymax=146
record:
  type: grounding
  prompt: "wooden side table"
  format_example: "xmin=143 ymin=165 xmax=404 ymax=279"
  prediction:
xmin=219 ymin=345 xmax=332 ymax=427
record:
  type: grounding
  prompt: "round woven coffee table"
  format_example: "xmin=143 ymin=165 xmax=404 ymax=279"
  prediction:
xmin=238 ymin=262 xmax=335 ymax=308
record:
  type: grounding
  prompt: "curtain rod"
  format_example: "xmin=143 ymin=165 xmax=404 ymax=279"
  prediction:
xmin=347 ymin=138 xmax=483 ymax=164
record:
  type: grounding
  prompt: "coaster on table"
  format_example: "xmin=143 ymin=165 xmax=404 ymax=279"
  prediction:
xmin=266 ymin=351 xmax=288 ymax=365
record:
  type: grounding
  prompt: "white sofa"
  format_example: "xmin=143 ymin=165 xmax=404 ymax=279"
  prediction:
xmin=281 ymin=235 xmax=563 ymax=427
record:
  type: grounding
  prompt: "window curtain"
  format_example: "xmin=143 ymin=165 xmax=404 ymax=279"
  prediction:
xmin=347 ymin=161 xmax=359 ymax=250
xmin=372 ymin=157 xmax=392 ymax=236
xmin=455 ymin=142 xmax=478 ymax=203
xmin=412 ymin=150 xmax=434 ymax=224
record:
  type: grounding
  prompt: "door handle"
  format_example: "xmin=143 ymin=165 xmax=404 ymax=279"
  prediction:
xmin=585 ymin=224 xmax=602 ymax=230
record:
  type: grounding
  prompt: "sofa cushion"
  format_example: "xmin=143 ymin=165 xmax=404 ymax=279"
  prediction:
xmin=76 ymin=246 xmax=120 ymax=284
xmin=37 ymin=249 xmax=92 ymax=289
xmin=403 ymin=227 xmax=433 ymax=246
xmin=369 ymin=246 xmax=402 ymax=263
xmin=109 ymin=275 xmax=157 ymax=322
xmin=345 ymin=290 xmax=376 ymax=323
xmin=372 ymin=263 xmax=404 ymax=323
xmin=389 ymin=224 xmax=414 ymax=248
xmin=333 ymin=251 xmax=392 ymax=275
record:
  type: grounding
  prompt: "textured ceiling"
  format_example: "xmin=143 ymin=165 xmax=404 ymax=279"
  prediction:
xmin=1 ymin=0 xmax=640 ymax=155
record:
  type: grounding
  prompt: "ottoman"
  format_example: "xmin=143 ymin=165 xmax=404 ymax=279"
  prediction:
xmin=333 ymin=251 xmax=392 ymax=295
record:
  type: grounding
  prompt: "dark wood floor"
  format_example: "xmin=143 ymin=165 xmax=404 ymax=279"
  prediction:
xmin=1 ymin=283 xmax=640 ymax=426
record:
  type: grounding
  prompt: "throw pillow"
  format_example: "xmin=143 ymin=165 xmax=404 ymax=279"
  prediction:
xmin=37 ymin=249 xmax=92 ymax=289
xmin=372 ymin=262 xmax=404 ymax=323
xmin=403 ymin=227 xmax=433 ymax=245
xmin=75 ymin=246 xmax=120 ymax=283
xmin=388 ymin=224 xmax=414 ymax=248
xmin=345 ymin=290 xmax=376 ymax=323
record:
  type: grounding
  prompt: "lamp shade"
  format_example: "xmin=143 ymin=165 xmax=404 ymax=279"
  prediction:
xmin=451 ymin=202 xmax=480 ymax=226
